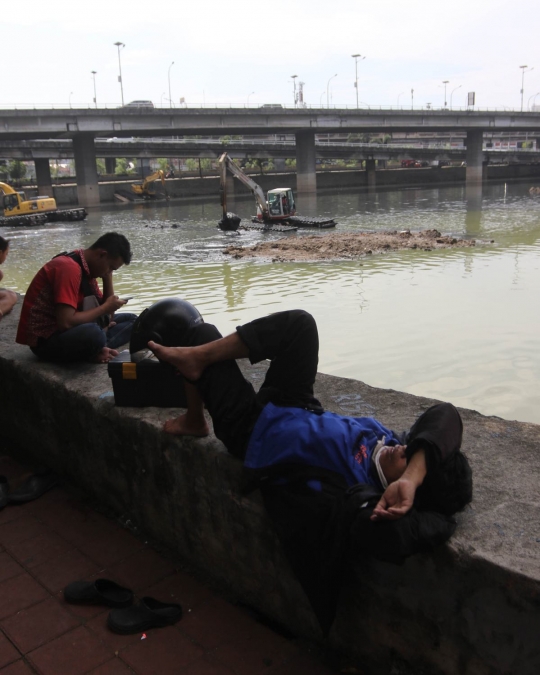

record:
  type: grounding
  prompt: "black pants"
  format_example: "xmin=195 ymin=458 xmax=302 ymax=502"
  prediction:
xmin=181 ymin=310 xmax=322 ymax=458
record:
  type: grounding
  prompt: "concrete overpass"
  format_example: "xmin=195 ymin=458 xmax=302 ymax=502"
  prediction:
xmin=2 ymin=107 xmax=540 ymax=205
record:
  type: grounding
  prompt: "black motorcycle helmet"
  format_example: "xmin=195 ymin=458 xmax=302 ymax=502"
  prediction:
xmin=130 ymin=298 xmax=204 ymax=354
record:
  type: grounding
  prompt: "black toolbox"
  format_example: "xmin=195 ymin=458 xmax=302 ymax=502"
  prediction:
xmin=107 ymin=350 xmax=187 ymax=407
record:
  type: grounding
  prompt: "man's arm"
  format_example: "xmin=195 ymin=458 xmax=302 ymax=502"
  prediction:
xmin=101 ymin=272 xmax=114 ymax=300
xmin=56 ymin=295 xmax=127 ymax=331
xmin=371 ymin=449 xmax=427 ymax=521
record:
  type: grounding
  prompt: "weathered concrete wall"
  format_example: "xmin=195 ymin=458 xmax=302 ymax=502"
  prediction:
xmin=41 ymin=164 xmax=540 ymax=206
xmin=1 ymin=303 xmax=539 ymax=675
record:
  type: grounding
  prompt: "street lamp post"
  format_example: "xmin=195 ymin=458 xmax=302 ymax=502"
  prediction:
xmin=247 ymin=91 xmax=255 ymax=107
xmin=91 ymin=71 xmax=97 ymax=108
xmin=411 ymin=88 xmax=414 ymax=110
xmin=442 ymin=80 xmax=449 ymax=108
xmin=351 ymin=54 xmax=365 ymax=109
xmin=69 ymin=91 xmax=74 ymax=108
xmin=450 ymin=85 xmax=462 ymax=110
xmin=168 ymin=61 xmax=174 ymax=109
xmin=520 ymin=65 xmax=534 ymax=111
xmin=326 ymin=73 xmax=337 ymax=108
xmin=291 ymin=75 xmax=298 ymax=107
xmin=160 ymin=92 xmax=166 ymax=107
xmin=530 ymin=92 xmax=540 ymax=111
xmin=397 ymin=91 xmax=405 ymax=107
xmin=114 ymin=42 xmax=125 ymax=106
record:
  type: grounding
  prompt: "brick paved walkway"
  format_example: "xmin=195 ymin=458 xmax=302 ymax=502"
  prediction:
xmin=0 ymin=455 xmax=341 ymax=675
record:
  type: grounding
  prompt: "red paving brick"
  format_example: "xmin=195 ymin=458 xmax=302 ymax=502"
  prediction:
xmin=141 ymin=570 xmax=214 ymax=612
xmin=179 ymin=597 xmax=263 ymax=650
xmin=87 ymin=659 xmax=136 ymax=674
xmin=7 ymin=531 xmax=72 ymax=570
xmin=27 ymin=626 xmax=111 ymax=675
xmin=30 ymin=548 xmax=100 ymax=594
xmin=0 ymin=633 xmax=20 ymax=670
xmin=105 ymin=547 xmax=176 ymax=591
xmin=0 ymin=660 xmax=36 ymax=675
xmin=0 ymin=597 xmax=80 ymax=653
xmin=180 ymin=655 xmax=237 ymax=675
xmin=120 ymin=626 xmax=204 ymax=675
xmin=0 ymin=457 xmax=340 ymax=675
xmin=0 ymin=552 xmax=24 ymax=584
xmin=210 ymin=627 xmax=300 ymax=675
xmin=0 ymin=517 xmax=45 ymax=548
xmin=0 ymin=574 xmax=49 ymax=621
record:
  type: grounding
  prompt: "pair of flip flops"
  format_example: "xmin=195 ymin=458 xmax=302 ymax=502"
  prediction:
xmin=63 ymin=579 xmax=182 ymax=634
xmin=0 ymin=471 xmax=59 ymax=510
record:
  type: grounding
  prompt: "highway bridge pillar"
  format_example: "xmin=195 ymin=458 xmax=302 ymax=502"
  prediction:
xmin=34 ymin=159 xmax=53 ymax=197
xmin=366 ymin=159 xmax=377 ymax=188
xmin=465 ymin=130 xmax=486 ymax=185
xmin=295 ymin=132 xmax=316 ymax=192
xmin=105 ymin=158 xmax=116 ymax=174
xmin=73 ymin=134 xmax=100 ymax=207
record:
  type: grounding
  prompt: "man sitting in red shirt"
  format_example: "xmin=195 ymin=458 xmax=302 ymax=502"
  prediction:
xmin=16 ymin=232 xmax=135 ymax=364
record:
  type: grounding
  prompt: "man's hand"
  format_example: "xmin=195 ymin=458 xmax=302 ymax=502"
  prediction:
xmin=371 ymin=448 xmax=427 ymax=522
xmin=371 ymin=478 xmax=417 ymax=521
xmin=102 ymin=295 xmax=127 ymax=313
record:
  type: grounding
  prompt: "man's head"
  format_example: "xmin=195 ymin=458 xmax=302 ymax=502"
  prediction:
xmin=85 ymin=232 xmax=132 ymax=278
xmin=415 ymin=451 xmax=473 ymax=516
xmin=0 ymin=236 xmax=10 ymax=264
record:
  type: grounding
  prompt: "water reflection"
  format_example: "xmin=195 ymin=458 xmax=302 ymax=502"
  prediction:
xmin=2 ymin=181 xmax=540 ymax=425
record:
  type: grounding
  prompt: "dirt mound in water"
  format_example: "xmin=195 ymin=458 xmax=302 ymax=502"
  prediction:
xmin=223 ymin=229 xmax=482 ymax=262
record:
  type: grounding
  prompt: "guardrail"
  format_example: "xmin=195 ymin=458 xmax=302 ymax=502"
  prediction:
xmin=0 ymin=103 xmax=539 ymax=113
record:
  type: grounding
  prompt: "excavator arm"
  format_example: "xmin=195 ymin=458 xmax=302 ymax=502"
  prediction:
xmin=0 ymin=182 xmax=16 ymax=195
xmin=132 ymin=170 xmax=168 ymax=198
xmin=218 ymin=153 xmax=268 ymax=220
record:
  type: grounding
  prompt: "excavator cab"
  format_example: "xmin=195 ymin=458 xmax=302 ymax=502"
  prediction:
xmin=267 ymin=188 xmax=296 ymax=219
xmin=3 ymin=193 xmax=20 ymax=212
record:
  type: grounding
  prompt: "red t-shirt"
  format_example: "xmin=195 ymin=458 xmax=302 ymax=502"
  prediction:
xmin=16 ymin=250 xmax=102 ymax=347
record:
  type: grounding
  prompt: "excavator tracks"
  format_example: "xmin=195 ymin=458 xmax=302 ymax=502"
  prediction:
xmin=0 ymin=208 xmax=87 ymax=228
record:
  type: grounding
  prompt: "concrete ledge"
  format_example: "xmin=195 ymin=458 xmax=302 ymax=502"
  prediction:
xmin=1 ymin=302 xmax=539 ymax=675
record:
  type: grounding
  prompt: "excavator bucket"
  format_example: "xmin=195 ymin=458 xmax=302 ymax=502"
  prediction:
xmin=218 ymin=212 xmax=241 ymax=232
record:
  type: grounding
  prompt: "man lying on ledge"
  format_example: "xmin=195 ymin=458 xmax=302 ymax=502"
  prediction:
xmin=131 ymin=301 xmax=473 ymax=633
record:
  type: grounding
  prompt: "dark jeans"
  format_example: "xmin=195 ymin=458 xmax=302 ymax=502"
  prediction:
xmin=181 ymin=310 xmax=322 ymax=458
xmin=32 ymin=313 xmax=137 ymax=363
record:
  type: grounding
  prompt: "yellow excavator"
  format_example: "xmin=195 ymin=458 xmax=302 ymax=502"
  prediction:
xmin=0 ymin=183 xmax=86 ymax=226
xmin=131 ymin=170 xmax=168 ymax=199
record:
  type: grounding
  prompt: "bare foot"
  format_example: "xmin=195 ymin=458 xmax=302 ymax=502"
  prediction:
xmin=148 ymin=341 xmax=204 ymax=382
xmin=163 ymin=413 xmax=210 ymax=437
xmin=94 ymin=347 xmax=119 ymax=363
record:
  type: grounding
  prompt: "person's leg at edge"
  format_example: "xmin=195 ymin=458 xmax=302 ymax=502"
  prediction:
xmin=0 ymin=289 xmax=17 ymax=319
xmin=32 ymin=323 xmax=117 ymax=364
xmin=150 ymin=309 xmax=319 ymax=406
xmin=151 ymin=322 xmax=260 ymax=457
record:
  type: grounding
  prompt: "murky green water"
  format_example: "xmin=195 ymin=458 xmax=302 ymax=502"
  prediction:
xmin=2 ymin=181 xmax=539 ymax=425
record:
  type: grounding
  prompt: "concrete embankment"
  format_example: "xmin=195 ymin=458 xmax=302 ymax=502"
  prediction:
xmin=37 ymin=163 xmax=540 ymax=206
xmin=1 ymin=303 xmax=539 ymax=675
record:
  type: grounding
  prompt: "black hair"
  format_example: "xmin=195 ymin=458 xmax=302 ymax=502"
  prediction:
xmin=0 ymin=236 xmax=10 ymax=252
xmin=89 ymin=232 xmax=132 ymax=264
xmin=415 ymin=451 xmax=473 ymax=516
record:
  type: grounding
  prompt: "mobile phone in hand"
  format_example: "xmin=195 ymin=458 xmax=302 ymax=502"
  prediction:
xmin=122 ymin=296 xmax=133 ymax=302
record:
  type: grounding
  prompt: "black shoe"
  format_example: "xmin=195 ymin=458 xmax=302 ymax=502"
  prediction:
xmin=8 ymin=471 xmax=58 ymax=504
xmin=64 ymin=579 xmax=134 ymax=608
xmin=107 ymin=597 xmax=183 ymax=634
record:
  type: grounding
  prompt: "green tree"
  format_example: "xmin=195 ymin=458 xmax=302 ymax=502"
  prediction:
xmin=96 ymin=159 xmax=106 ymax=175
xmin=8 ymin=160 xmax=26 ymax=181
xmin=156 ymin=158 xmax=169 ymax=172
xmin=115 ymin=158 xmax=137 ymax=175
xmin=285 ymin=158 xmax=296 ymax=169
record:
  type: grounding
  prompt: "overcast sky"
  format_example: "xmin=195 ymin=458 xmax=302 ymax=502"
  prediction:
xmin=4 ymin=0 xmax=539 ymax=111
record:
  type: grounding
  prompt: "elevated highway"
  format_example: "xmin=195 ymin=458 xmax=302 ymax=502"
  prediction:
xmin=1 ymin=138 xmax=539 ymax=165
xmin=2 ymin=107 xmax=540 ymax=205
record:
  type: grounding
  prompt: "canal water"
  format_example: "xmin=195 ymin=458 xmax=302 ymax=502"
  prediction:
xmin=2 ymin=180 xmax=539 ymax=425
